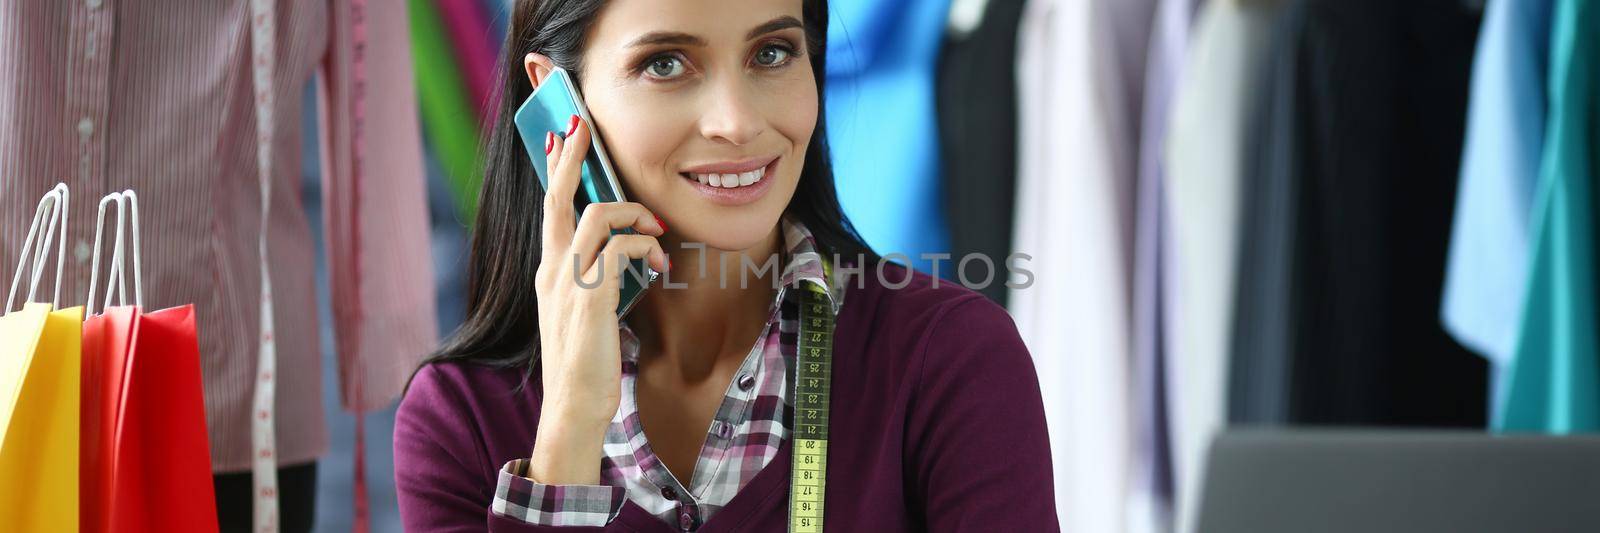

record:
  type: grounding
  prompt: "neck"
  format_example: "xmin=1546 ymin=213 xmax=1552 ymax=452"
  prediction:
xmin=628 ymin=224 xmax=784 ymax=385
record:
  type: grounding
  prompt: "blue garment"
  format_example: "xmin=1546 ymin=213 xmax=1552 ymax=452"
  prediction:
xmin=1500 ymin=0 xmax=1599 ymax=432
xmin=1439 ymin=0 xmax=1553 ymax=411
xmin=825 ymin=0 xmax=952 ymax=272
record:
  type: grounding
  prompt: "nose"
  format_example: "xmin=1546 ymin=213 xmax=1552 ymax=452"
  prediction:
xmin=697 ymin=76 xmax=764 ymax=146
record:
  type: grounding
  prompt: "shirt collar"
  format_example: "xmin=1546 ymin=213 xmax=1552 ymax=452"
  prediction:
xmin=775 ymin=216 xmax=844 ymax=317
xmin=617 ymin=217 xmax=844 ymax=365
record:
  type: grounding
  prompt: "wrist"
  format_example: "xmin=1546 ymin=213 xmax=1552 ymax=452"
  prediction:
xmin=528 ymin=408 xmax=609 ymax=485
xmin=542 ymin=390 xmax=616 ymax=430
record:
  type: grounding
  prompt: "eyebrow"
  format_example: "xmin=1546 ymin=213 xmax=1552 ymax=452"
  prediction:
xmin=745 ymin=16 xmax=804 ymax=41
xmin=625 ymin=16 xmax=805 ymax=49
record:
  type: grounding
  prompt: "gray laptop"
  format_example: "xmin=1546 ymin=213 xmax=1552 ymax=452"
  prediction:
xmin=1196 ymin=430 xmax=1600 ymax=533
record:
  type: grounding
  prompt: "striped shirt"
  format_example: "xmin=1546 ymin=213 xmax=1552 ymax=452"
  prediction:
xmin=491 ymin=218 xmax=845 ymax=530
xmin=0 ymin=0 xmax=437 ymax=471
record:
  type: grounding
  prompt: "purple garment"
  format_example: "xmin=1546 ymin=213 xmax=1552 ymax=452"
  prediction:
xmin=393 ymin=263 xmax=1059 ymax=532
xmin=1131 ymin=0 xmax=1202 ymax=530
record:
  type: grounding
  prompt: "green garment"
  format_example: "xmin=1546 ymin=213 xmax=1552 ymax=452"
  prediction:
xmin=408 ymin=0 xmax=483 ymax=221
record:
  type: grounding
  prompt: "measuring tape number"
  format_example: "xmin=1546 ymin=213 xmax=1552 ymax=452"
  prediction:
xmin=788 ymin=280 xmax=834 ymax=533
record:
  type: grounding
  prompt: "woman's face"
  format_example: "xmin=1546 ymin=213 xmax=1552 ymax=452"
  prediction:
xmin=569 ymin=0 xmax=816 ymax=254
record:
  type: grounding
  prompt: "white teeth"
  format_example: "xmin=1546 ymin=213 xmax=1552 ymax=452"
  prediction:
xmin=689 ymin=165 xmax=767 ymax=188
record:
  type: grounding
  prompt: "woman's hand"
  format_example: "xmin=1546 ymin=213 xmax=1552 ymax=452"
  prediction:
xmin=528 ymin=115 xmax=668 ymax=485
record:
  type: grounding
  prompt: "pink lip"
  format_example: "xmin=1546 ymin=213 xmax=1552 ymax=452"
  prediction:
xmin=678 ymin=157 xmax=779 ymax=207
xmin=680 ymin=155 xmax=779 ymax=175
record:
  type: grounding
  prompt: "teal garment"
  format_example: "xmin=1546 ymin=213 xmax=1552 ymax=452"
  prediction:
xmin=1500 ymin=0 xmax=1599 ymax=432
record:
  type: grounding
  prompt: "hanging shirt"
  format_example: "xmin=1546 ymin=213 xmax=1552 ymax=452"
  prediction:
xmin=1164 ymin=1 xmax=1283 ymax=531
xmin=1230 ymin=0 xmax=1487 ymax=426
xmin=1128 ymin=0 xmax=1201 ymax=531
xmin=1500 ymin=0 xmax=1599 ymax=432
xmin=0 ymin=0 xmax=437 ymax=471
xmin=1440 ymin=0 xmax=1554 ymax=413
xmin=1012 ymin=0 xmax=1155 ymax=530
xmin=1225 ymin=0 xmax=1305 ymax=425
xmin=824 ymin=0 xmax=953 ymax=273
xmin=937 ymin=0 xmax=1027 ymax=306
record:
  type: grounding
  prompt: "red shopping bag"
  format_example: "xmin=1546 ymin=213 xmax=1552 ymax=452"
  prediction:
xmin=79 ymin=190 xmax=217 ymax=532
xmin=79 ymin=305 xmax=135 ymax=533
xmin=81 ymin=305 xmax=217 ymax=533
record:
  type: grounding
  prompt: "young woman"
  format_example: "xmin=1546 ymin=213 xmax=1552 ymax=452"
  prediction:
xmin=393 ymin=0 xmax=1058 ymax=530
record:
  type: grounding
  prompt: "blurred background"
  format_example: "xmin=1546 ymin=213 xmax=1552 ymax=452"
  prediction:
xmin=258 ymin=0 xmax=1600 ymax=530
xmin=3 ymin=0 xmax=1594 ymax=531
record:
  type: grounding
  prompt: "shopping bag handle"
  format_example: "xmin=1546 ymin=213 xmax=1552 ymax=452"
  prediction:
xmin=86 ymin=192 xmax=125 ymax=316
xmin=86 ymin=190 xmax=143 ymax=316
xmin=115 ymin=189 xmax=143 ymax=307
xmin=5 ymin=183 xmax=69 ymax=314
xmin=119 ymin=190 xmax=143 ymax=308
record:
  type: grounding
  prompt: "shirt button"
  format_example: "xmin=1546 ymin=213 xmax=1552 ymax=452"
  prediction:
xmin=716 ymin=421 xmax=733 ymax=439
xmin=678 ymin=510 xmax=694 ymax=531
xmin=659 ymin=486 xmax=676 ymax=500
xmin=74 ymin=240 xmax=92 ymax=264
xmin=77 ymin=117 xmax=94 ymax=137
xmin=737 ymin=373 xmax=756 ymax=391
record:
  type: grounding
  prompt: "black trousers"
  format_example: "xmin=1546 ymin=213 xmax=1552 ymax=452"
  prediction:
xmin=214 ymin=461 xmax=317 ymax=533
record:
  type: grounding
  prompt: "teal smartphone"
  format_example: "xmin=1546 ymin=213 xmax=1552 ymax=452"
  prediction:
xmin=515 ymin=67 xmax=656 ymax=317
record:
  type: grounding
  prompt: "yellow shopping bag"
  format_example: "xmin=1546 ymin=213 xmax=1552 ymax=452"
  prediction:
xmin=0 ymin=304 xmax=83 ymax=532
xmin=1 ymin=183 xmax=81 ymax=531
xmin=0 ymin=303 xmax=48 ymax=444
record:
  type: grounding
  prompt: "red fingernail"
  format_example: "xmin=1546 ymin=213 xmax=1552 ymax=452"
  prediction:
xmin=654 ymin=215 xmax=668 ymax=233
xmin=566 ymin=115 xmax=581 ymax=136
xmin=544 ymin=132 xmax=554 ymax=154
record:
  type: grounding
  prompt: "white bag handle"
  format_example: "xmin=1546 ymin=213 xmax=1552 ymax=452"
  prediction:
xmin=124 ymin=189 xmax=143 ymax=308
xmin=85 ymin=190 xmax=143 ymax=317
xmin=4 ymin=187 xmax=59 ymax=312
xmin=5 ymin=183 xmax=69 ymax=314
xmin=86 ymin=192 xmax=123 ymax=316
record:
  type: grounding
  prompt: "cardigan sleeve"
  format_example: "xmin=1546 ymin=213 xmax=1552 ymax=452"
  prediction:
xmin=903 ymin=297 xmax=1061 ymax=531
xmin=396 ymin=365 xmax=629 ymax=532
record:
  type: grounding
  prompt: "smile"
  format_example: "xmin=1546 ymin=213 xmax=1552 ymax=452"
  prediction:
xmin=689 ymin=166 xmax=765 ymax=188
xmin=677 ymin=156 xmax=780 ymax=206
xmin=678 ymin=155 xmax=779 ymax=189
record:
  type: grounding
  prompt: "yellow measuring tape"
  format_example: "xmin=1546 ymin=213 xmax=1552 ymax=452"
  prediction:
xmin=789 ymin=260 xmax=834 ymax=532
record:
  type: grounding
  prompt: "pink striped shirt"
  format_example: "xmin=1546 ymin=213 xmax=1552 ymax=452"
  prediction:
xmin=0 ymin=0 xmax=438 ymax=472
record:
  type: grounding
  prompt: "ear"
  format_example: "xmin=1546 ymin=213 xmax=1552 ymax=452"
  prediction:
xmin=524 ymin=53 xmax=557 ymax=89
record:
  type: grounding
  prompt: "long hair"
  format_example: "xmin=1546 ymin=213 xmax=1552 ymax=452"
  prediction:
xmin=417 ymin=0 xmax=876 ymax=381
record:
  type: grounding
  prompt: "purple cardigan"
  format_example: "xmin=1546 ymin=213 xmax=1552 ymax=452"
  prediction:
xmin=394 ymin=263 xmax=1059 ymax=531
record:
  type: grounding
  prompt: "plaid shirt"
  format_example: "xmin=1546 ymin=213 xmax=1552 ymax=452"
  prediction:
xmin=492 ymin=218 xmax=845 ymax=530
